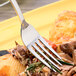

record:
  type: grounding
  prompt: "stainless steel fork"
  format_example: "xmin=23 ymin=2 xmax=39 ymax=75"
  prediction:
xmin=10 ymin=0 xmax=62 ymax=72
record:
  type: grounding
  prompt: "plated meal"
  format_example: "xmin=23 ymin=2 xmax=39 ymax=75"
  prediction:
xmin=0 ymin=11 xmax=76 ymax=76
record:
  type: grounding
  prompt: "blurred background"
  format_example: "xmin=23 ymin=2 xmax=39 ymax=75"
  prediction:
xmin=0 ymin=0 xmax=58 ymax=21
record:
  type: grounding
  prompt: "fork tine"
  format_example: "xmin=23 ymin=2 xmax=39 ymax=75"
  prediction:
xmin=32 ymin=43 xmax=60 ymax=69
xmin=39 ymin=36 xmax=62 ymax=60
xmin=36 ymin=40 xmax=62 ymax=66
xmin=28 ymin=45 xmax=56 ymax=72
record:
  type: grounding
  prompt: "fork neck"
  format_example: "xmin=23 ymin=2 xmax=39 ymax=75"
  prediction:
xmin=21 ymin=20 xmax=29 ymax=29
xmin=10 ymin=0 xmax=29 ymax=27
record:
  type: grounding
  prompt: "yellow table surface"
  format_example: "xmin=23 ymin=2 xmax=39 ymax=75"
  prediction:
xmin=0 ymin=0 xmax=76 ymax=50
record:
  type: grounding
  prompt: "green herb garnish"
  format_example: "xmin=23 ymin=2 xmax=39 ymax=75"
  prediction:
xmin=57 ymin=59 xmax=74 ymax=66
xmin=27 ymin=62 xmax=42 ymax=71
xmin=48 ymin=62 xmax=62 ymax=74
xmin=38 ymin=65 xmax=45 ymax=73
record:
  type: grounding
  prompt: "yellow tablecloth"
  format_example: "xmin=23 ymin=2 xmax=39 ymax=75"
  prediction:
xmin=0 ymin=0 xmax=76 ymax=50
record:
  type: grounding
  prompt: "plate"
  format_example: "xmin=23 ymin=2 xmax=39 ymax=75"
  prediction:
xmin=0 ymin=0 xmax=76 ymax=50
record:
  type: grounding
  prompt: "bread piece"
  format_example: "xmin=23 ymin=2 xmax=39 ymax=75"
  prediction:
xmin=0 ymin=54 xmax=25 ymax=76
xmin=49 ymin=11 xmax=76 ymax=44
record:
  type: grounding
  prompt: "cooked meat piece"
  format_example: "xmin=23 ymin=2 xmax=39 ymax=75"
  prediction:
xmin=11 ymin=44 xmax=28 ymax=66
xmin=52 ymin=74 xmax=58 ymax=76
xmin=42 ymin=67 xmax=50 ymax=73
xmin=58 ymin=53 xmax=73 ymax=63
xmin=31 ymin=73 xmax=45 ymax=76
xmin=60 ymin=41 xmax=76 ymax=54
xmin=57 ymin=70 xmax=68 ymax=76
xmin=11 ymin=42 xmax=35 ymax=66
xmin=19 ymin=72 xmax=45 ymax=76
xmin=45 ymin=73 xmax=50 ymax=76
xmin=73 ymin=50 xmax=76 ymax=65
xmin=59 ymin=65 xmax=73 ymax=71
xmin=42 ymin=67 xmax=51 ymax=76
xmin=67 ymin=66 xmax=76 ymax=76
xmin=60 ymin=42 xmax=73 ymax=54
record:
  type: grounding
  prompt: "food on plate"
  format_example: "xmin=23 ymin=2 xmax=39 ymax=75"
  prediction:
xmin=67 ymin=66 xmax=76 ymax=76
xmin=0 ymin=10 xmax=76 ymax=76
xmin=58 ymin=53 xmax=73 ymax=63
xmin=0 ymin=54 xmax=25 ymax=76
xmin=12 ymin=41 xmax=75 ymax=76
xmin=12 ymin=41 xmax=60 ymax=76
xmin=49 ymin=11 xmax=76 ymax=44
xmin=60 ymin=40 xmax=76 ymax=54
xmin=73 ymin=50 xmax=76 ymax=65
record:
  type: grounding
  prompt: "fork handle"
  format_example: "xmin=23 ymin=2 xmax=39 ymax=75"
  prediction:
xmin=9 ymin=0 xmax=28 ymax=27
